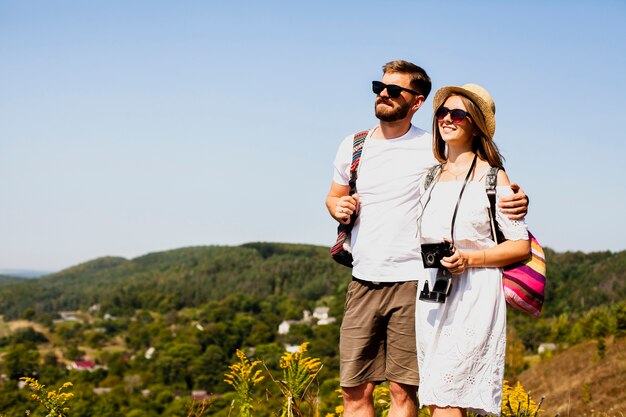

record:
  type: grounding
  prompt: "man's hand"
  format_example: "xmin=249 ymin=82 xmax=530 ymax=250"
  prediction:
xmin=499 ymin=183 xmax=528 ymax=220
xmin=335 ymin=194 xmax=360 ymax=225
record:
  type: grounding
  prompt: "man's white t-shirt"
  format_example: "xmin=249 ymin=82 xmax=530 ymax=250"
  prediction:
xmin=332 ymin=125 xmax=437 ymax=282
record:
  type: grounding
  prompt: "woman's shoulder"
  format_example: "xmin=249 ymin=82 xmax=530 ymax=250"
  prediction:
xmin=474 ymin=161 xmax=509 ymax=187
xmin=496 ymin=169 xmax=510 ymax=186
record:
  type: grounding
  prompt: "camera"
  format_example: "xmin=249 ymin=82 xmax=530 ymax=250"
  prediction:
xmin=419 ymin=242 xmax=454 ymax=303
xmin=420 ymin=242 xmax=453 ymax=269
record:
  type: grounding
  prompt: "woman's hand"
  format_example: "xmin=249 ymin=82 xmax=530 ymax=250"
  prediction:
xmin=440 ymin=245 xmax=468 ymax=276
xmin=334 ymin=194 xmax=360 ymax=225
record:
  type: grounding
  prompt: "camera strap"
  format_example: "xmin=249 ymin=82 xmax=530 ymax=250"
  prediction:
xmin=449 ymin=153 xmax=478 ymax=246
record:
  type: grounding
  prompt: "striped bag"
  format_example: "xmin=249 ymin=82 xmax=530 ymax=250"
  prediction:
xmin=486 ymin=168 xmax=546 ymax=317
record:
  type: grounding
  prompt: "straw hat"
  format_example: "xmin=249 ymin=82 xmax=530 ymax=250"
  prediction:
xmin=432 ymin=83 xmax=496 ymax=138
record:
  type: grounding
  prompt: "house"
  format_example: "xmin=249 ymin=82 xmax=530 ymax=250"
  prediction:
xmin=313 ymin=307 xmax=336 ymax=325
xmin=191 ymin=390 xmax=210 ymax=401
xmin=93 ymin=387 xmax=112 ymax=395
xmin=538 ymin=343 xmax=557 ymax=354
xmin=145 ymin=347 xmax=156 ymax=360
xmin=317 ymin=316 xmax=337 ymax=325
xmin=54 ymin=311 xmax=79 ymax=323
xmin=69 ymin=361 xmax=95 ymax=371
xmin=278 ymin=320 xmax=295 ymax=335
xmin=313 ymin=307 xmax=329 ymax=321
xmin=279 ymin=307 xmax=337 ymax=335
xmin=284 ymin=344 xmax=301 ymax=353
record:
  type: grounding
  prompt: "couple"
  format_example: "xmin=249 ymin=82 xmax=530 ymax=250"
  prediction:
xmin=325 ymin=60 xmax=530 ymax=417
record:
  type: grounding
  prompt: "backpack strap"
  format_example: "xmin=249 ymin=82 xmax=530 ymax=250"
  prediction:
xmin=330 ymin=130 xmax=368 ymax=266
xmin=485 ymin=166 xmax=504 ymax=243
xmin=342 ymin=130 xmax=368 ymax=229
xmin=348 ymin=130 xmax=368 ymax=196
xmin=424 ymin=164 xmax=443 ymax=190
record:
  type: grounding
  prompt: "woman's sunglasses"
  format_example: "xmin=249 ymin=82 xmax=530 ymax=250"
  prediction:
xmin=435 ymin=106 xmax=470 ymax=123
xmin=372 ymin=81 xmax=420 ymax=98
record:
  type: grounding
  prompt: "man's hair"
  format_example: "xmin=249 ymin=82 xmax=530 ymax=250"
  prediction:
xmin=383 ymin=60 xmax=432 ymax=99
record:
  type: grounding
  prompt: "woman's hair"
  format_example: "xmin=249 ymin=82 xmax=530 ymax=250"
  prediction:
xmin=432 ymin=94 xmax=505 ymax=169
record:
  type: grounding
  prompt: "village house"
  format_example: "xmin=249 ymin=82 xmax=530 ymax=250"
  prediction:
xmin=54 ymin=311 xmax=79 ymax=323
xmin=67 ymin=361 xmax=107 ymax=372
xmin=277 ymin=308 xmax=336 ymax=335
xmin=313 ymin=306 xmax=336 ymax=325
xmin=538 ymin=343 xmax=557 ymax=354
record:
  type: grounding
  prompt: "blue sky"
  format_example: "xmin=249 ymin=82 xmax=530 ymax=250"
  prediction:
xmin=1 ymin=1 xmax=625 ymax=271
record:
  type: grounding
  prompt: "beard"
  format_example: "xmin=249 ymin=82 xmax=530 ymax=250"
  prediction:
xmin=375 ymin=98 xmax=411 ymax=122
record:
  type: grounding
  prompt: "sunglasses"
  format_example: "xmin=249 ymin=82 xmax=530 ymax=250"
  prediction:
xmin=435 ymin=106 xmax=471 ymax=123
xmin=372 ymin=81 xmax=420 ymax=98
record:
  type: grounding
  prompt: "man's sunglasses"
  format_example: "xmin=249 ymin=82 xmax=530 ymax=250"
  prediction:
xmin=435 ymin=106 xmax=471 ymax=123
xmin=372 ymin=81 xmax=420 ymax=98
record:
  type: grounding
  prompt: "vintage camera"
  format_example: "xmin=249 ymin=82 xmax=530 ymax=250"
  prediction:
xmin=420 ymin=242 xmax=453 ymax=269
xmin=419 ymin=242 xmax=454 ymax=303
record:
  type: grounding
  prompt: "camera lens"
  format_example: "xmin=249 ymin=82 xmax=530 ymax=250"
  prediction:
xmin=426 ymin=253 xmax=435 ymax=265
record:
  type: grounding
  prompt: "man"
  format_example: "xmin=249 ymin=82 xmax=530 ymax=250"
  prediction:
xmin=325 ymin=60 xmax=528 ymax=417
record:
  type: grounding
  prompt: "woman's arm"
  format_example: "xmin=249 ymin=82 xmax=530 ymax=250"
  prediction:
xmin=441 ymin=169 xmax=531 ymax=274
xmin=456 ymin=239 xmax=530 ymax=268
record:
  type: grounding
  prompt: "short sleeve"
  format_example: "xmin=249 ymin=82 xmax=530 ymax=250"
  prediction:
xmin=332 ymin=134 xmax=354 ymax=186
xmin=495 ymin=186 xmax=529 ymax=241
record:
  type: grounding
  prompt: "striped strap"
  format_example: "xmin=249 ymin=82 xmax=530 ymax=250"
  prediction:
xmin=348 ymin=131 xmax=368 ymax=193
xmin=329 ymin=130 xmax=369 ymax=262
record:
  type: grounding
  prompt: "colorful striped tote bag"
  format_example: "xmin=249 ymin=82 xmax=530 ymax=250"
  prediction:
xmin=486 ymin=167 xmax=546 ymax=317
xmin=501 ymin=232 xmax=546 ymax=317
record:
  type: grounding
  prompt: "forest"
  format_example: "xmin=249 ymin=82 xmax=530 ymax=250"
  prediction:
xmin=0 ymin=242 xmax=624 ymax=416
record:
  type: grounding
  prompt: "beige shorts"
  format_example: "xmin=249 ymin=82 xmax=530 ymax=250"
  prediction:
xmin=340 ymin=278 xmax=419 ymax=388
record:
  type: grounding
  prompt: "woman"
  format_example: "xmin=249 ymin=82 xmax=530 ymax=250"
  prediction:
xmin=415 ymin=83 xmax=530 ymax=417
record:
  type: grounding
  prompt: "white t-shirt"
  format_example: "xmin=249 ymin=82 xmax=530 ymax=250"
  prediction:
xmin=332 ymin=125 xmax=437 ymax=282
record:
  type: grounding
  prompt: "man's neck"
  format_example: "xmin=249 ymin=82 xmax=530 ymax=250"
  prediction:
xmin=372 ymin=120 xmax=412 ymax=139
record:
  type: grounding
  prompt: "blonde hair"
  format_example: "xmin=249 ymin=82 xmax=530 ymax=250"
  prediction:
xmin=432 ymin=94 xmax=504 ymax=168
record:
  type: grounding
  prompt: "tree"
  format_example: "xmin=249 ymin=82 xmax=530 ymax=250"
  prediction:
xmin=3 ymin=344 xmax=40 ymax=379
xmin=191 ymin=345 xmax=227 ymax=392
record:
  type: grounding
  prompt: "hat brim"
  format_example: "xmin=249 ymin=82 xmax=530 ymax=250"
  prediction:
xmin=433 ymin=86 xmax=496 ymax=138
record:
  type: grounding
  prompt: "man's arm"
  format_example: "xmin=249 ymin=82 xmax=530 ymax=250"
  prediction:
xmin=326 ymin=181 xmax=359 ymax=225
xmin=499 ymin=182 xmax=528 ymax=220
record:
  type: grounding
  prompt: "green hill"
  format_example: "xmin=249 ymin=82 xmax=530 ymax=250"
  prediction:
xmin=0 ymin=243 xmax=352 ymax=320
xmin=543 ymin=249 xmax=626 ymax=315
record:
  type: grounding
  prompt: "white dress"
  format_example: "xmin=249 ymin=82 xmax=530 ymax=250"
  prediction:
xmin=415 ymin=179 xmax=528 ymax=416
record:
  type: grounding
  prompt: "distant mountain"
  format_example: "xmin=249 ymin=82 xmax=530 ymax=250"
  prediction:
xmin=0 ymin=275 xmax=23 ymax=285
xmin=0 ymin=269 xmax=52 ymax=278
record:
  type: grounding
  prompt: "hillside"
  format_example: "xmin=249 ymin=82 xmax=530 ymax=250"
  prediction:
xmin=0 ymin=243 xmax=352 ymax=320
xmin=518 ymin=336 xmax=626 ymax=416
xmin=0 ymin=243 xmax=624 ymax=416
xmin=0 ymin=244 xmax=624 ymax=322
xmin=542 ymin=249 xmax=626 ymax=315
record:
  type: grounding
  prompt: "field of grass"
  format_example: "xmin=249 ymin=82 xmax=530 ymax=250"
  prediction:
xmin=518 ymin=336 xmax=626 ymax=416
